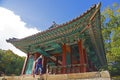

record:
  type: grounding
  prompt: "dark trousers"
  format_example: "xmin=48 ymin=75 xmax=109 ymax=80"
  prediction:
xmin=34 ymin=64 xmax=43 ymax=74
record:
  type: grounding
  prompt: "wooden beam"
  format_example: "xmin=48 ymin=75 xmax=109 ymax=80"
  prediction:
xmin=80 ymin=24 xmax=90 ymax=34
xmin=50 ymin=56 xmax=62 ymax=65
xmin=51 ymin=53 xmax=62 ymax=57
xmin=47 ymin=57 xmax=62 ymax=65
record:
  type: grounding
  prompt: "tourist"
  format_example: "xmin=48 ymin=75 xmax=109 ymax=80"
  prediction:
xmin=33 ymin=55 xmax=43 ymax=77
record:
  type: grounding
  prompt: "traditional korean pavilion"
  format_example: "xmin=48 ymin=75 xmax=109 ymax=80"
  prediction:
xmin=7 ymin=3 xmax=107 ymax=75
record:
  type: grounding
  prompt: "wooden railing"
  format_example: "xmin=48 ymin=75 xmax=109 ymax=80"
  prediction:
xmin=47 ymin=64 xmax=87 ymax=74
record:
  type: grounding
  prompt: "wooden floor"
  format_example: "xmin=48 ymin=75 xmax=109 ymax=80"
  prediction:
xmin=0 ymin=71 xmax=111 ymax=80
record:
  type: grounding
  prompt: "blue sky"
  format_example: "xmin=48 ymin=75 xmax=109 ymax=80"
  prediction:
xmin=1 ymin=0 xmax=120 ymax=30
xmin=0 ymin=0 xmax=120 ymax=56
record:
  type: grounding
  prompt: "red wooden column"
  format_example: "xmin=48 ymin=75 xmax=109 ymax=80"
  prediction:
xmin=21 ymin=53 xmax=29 ymax=75
xmin=43 ymin=56 xmax=47 ymax=74
xmin=78 ymin=39 xmax=86 ymax=72
xmin=62 ymin=43 xmax=67 ymax=74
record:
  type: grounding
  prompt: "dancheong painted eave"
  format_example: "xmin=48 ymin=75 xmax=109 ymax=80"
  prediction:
xmin=6 ymin=4 xmax=96 ymax=42
xmin=6 ymin=2 xmax=103 ymax=55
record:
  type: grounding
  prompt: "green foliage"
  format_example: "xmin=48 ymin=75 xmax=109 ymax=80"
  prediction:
xmin=0 ymin=49 xmax=25 ymax=76
xmin=101 ymin=3 xmax=120 ymax=76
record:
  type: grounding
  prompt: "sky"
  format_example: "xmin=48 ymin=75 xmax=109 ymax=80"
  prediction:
xmin=0 ymin=0 xmax=120 ymax=56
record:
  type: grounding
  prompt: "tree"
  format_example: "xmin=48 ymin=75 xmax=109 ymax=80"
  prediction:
xmin=101 ymin=3 xmax=120 ymax=76
xmin=0 ymin=49 xmax=25 ymax=75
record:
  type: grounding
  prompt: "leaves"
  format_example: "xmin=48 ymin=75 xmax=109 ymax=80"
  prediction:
xmin=0 ymin=49 xmax=25 ymax=75
xmin=101 ymin=2 xmax=120 ymax=76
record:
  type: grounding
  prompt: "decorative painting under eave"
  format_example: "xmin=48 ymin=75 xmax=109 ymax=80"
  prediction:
xmin=6 ymin=3 xmax=102 ymax=54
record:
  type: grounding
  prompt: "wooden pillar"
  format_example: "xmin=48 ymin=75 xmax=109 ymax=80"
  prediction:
xmin=78 ymin=39 xmax=86 ymax=72
xmin=43 ymin=56 xmax=47 ymax=74
xmin=62 ymin=43 xmax=67 ymax=74
xmin=21 ymin=53 xmax=29 ymax=75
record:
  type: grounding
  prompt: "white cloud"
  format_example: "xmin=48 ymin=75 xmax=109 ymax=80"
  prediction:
xmin=0 ymin=7 xmax=40 ymax=56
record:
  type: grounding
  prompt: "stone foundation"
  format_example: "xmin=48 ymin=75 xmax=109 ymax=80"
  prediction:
xmin=0 ymin=71 xmax=111 ymax=80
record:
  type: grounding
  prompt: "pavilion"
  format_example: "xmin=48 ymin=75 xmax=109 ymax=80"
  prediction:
xmin=7 ymin=3 xmax=107 ymax=75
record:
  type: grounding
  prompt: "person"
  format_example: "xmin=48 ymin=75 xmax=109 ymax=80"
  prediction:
xmin=33 ymin=55 xmax=43 ymax=77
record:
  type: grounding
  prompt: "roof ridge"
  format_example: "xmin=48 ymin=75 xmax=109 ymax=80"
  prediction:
xmin=31 ymin=4 xmax=97 ymax=37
